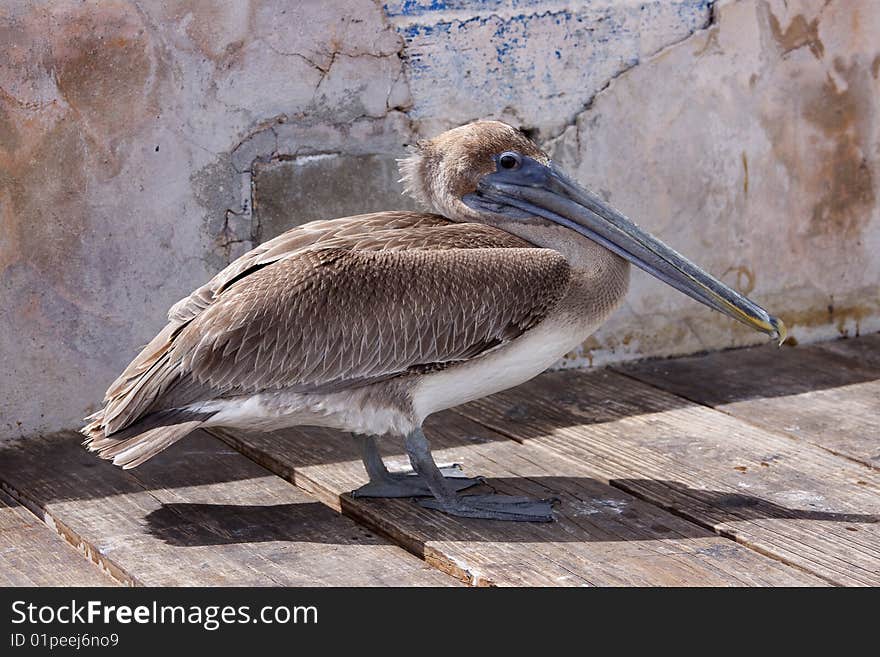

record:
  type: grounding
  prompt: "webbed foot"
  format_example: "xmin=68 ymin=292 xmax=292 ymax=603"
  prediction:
xmin=418 ymin=493 xmax=557 ymax=522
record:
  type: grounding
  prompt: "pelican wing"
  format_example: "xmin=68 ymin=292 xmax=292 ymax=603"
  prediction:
xmin=173 ymin=245 xmax=570 ymax=394
xmin=88 ymin=212 xmax=569 ymax=436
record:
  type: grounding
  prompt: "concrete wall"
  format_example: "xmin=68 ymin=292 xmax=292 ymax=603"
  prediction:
xmin=1 ymin=0 xmax=878 ymax=438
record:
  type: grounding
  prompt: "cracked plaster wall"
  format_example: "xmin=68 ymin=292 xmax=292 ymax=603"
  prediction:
xmin=1 ymin=0 xmax=877 ymax=438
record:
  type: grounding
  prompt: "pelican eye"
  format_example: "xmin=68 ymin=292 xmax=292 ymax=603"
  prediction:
xmin=498 ymin=152 xmax=521 ymax=170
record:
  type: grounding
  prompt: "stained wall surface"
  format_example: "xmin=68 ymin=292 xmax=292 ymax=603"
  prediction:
xmin=1 ymin=0 xmax=877 ymax=438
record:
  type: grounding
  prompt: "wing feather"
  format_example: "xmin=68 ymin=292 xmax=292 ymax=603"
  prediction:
xmin=170 ymin=246 xmax=570 ymax=394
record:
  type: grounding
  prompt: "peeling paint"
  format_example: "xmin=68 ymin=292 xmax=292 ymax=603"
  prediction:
xmin=766 ymin=7 xmax=825 ymax=59
xmin=802 ymin=59 xmax=876 ymax=241
xmin=386 ymin=0 xmax=714 ymax=136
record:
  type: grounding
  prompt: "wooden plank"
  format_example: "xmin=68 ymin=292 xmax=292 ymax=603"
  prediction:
xmin=813 ymin=333 xmax=880 ymax=369
xmin=454 ymin=368 xmax=880 ymax=586
xmin=615 ymin=335 xmax=880 ymax=468
xmin=0 ymin=488 xmax=115 ymax=586
xmin=0 ymin=431 xmax=456 ymax=586
xmin=215 ymin=417 xmax=825 ymax=587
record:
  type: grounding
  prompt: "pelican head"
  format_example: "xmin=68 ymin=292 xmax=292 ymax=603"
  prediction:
xmin=400 ymin=120 xmax=786 ymax=343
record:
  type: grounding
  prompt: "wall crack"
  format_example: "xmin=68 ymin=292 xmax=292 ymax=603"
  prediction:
xmin=542 ymin=1 xmax=718 ymax=151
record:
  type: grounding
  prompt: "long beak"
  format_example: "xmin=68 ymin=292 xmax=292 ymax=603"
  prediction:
xmin=464 ymin=155 xmax=786 ymax=344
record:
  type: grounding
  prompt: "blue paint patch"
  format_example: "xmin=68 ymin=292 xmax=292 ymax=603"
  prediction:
xmin=385 ymin=1 xmax=714 ymax=122
xmin=384 ymin=1 xmax=548 ymax=18
xmin=384 ymin=0 xmax=713 ymax=18
xmin=387 ymin=0 xmax=449 ymax=17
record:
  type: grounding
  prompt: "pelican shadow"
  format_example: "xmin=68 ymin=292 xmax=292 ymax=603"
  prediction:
xmin=145 ymin=476 xmax=877 ymax=547
xmin=145 ymin=500 xmax=387 ymax=547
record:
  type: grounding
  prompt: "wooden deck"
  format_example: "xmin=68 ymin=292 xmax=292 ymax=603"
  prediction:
xmin=1 ymin=333 xmax=877 ymax=586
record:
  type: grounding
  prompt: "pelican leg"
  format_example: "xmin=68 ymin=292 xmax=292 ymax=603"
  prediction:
xmin=404 ymin=428 xmax=556 ymax=522
xmin=351 ymin=435 xmax=482 ymax=498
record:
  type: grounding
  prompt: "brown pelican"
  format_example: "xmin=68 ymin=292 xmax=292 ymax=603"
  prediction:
xmin=83 ymin=121 xmax=785 ymax=521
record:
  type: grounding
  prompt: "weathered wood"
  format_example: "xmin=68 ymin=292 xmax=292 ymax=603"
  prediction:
xmin=0 ymin=488 xmax=115 ymax=586
xmin=455 ymin=368 xmax=880 ymax=586
xmin=215 ymin=416 xmax=825 ymax=587
xmin=0 ymin=431 xmax=456 ymax=586
xmin=813 ymin=333 xmax=880 ymax=369
xmin=615 ymin=335 xmax=880 ymax=468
